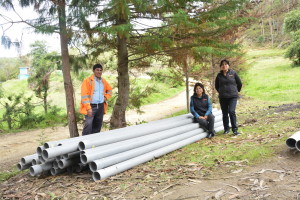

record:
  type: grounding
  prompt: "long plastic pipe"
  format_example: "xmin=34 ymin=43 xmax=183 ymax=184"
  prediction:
xmin=90 ymin=124 xmax=224 ymax=178
xmin=81 ymin=114 xmax=222 ymax=155
xmin=43 ymin=113 xmax=195 ymax=148
xmin=29 ymin=162 xmax=53 ymax=176
xmin=81 ymin=123 xmax=201 ymax=163
xmin=286 ymin=131 xmax=300 ymax=149
xmin=92 ymin=131 xmax=209 ymax=181
xmin=21 ymin=153 xmax=39 ymax=165
xmin=42 ymin=141 xmax=79 ymax=160
xmin=58 ymin=157 xmax=80 ymax=169
xmin=82 ymin=119 xmax=222 ymax=165
xmin=78 ymin=118 xmax=194 ymax=150
xmin=17 ymin=162 xmax=31 ymax=171
xmin=89 ymin=128 xmax=209 ymax=171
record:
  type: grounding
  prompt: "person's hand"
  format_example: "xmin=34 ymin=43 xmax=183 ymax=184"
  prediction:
xmin=199 ymin=116 xmax=205 ymax=120
xmin=87 ymin=109 xmax=92 ymax=117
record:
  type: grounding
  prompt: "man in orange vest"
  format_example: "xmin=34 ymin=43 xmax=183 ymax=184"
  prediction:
xmin=80 ymin=64 xmax=112 ymax=135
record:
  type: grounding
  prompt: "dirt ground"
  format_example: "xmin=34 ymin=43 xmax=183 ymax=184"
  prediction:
xmin=1 ymin=91 xmax=300 ymax=200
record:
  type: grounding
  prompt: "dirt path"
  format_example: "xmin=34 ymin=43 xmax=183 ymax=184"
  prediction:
xmin=0 ymin=89 xmax=189 ymax=172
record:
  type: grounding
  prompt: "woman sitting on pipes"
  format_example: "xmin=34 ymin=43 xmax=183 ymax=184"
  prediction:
xmin=190 ymin=82 xmax=216 ymax=139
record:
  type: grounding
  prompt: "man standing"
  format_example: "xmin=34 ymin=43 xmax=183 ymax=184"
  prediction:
xmin=80 ymin=64 xmax=112 ymax=135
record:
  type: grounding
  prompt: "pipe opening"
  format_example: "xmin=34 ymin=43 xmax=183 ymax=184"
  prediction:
xmin=78 ymin=142 xmax=85 ymax=151
xmin=90 ymin=162 xmax=97 ymax=172
xmin=286 ymin=138 xmax=296 ymax=148
xmin=42 ymin=150 xmax=49 ymax=160
xmin=50 ymin=168 xmax=56 ymax=176
xmin=92 ymin=172 xmax=101 ymax=181
xmin=29 ymin=167 xmax=35 ymax=176
xmin=44 ymin=143 xmax=50 ymax=149
xmin=37 ymin=146 xmax=44 ymax=155
xmin=16 ymin=163 xmax=22 ymax=171
xmin=58 ymin=160 xmax=64 ymax=169
xmin=80 ymin=155 xmax=88 ymax=164
xmin=21 ymin=158 xmax=26 ymax=165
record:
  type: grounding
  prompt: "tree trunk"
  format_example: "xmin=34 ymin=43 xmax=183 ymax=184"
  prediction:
xmin=110 ymin=19 xmax=130 ymax=129
xmin=269 ymin=18 xmax=274 ymax=47
xmin=57 ymin=0 xmax=79 ymax=138
xmin=184 ymin=56 xmax=190 ymax=113
xmin=43 ymin=90 xmax=47 ymax=114
xmin=211 ymin=55 xmax=216 ymax=102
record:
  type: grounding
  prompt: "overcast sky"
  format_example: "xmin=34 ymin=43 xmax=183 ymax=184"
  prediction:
xmin=0 ymin=4 xmax=60 ymax=58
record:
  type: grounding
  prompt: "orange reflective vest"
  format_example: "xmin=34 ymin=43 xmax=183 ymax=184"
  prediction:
xmin=80 ymin=75 xmax=112 ymax=115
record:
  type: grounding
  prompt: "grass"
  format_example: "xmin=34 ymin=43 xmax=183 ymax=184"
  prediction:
xmin=0 ymin=168 xmax=23 ymax=182
xmin=242 ymin=51 xmax=300 ymax=102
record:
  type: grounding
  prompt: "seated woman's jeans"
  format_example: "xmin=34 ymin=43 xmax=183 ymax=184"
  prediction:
xmin=194 ymin=114 xmax=215 ymax=133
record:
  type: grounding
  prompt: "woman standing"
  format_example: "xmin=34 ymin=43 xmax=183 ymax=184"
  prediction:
xmin=215 ymin=59 xmax=242 ymax=136
xmin=190 ymin=83 xmax=215 ymax=139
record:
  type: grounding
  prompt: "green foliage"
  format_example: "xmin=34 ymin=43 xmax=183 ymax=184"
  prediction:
xmin=28 ymin=41 xmax=60 ymax=113
xmin=284 ymin=10 xmax=300 ymax=66
xmin=0 ymin=57 xmax=22 ymax=82
xmin=284 ymin=10 xmax=300 ymax=33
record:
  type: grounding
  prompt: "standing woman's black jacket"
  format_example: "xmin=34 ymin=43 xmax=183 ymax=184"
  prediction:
xmin=215 ymin=69 xmax=242 ymax=98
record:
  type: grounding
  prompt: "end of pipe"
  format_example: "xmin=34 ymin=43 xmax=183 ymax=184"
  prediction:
xmin=295 ymin=140 xmax=300 ymax=151
xmin=58 ymin=160 xmax=64 ymax=169
xmin=21 ymin=158 xmax=26 ymax=165
xmin=92 ymin=171 xmax=101 ymax=181
xmin=16 ymin=163 xmax=22 ymax=171
xmin=78 ymin=141 xmax=86 ymax=151
xmin=42 ymin=150 xmax=49 ymax=160
xmin=37 ymin=146 xmax=44 ymax=155
xmin=286 ymin=138 xmax=296 ymax=149
xmin=89 ymin=162 xmax=97 ymax=172
xmin=80 ymin=154 xmax=88 ymax=164
xmin=50 ymin=168 xmax=56 ymax=176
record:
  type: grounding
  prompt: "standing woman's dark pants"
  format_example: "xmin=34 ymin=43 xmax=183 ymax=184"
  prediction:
xmin=219 ymin=97 xmax=238 ymax=132
xmin=82 ymin=103 xmax=104 ymax=135
xmin=194 ymin=114 xmax=215 ymax=133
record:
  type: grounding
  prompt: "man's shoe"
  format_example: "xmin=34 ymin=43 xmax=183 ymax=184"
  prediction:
xmin=233 ymin=131 xmax=240 ymax=136
xmin=224 ymin=129 xmax=230 ymax=134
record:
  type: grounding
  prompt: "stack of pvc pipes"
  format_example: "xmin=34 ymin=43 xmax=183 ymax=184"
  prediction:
xmin=286 ymin=131 xmax=300 ymax=150
xmin=17 ymin=109 xmax=225 ymax=181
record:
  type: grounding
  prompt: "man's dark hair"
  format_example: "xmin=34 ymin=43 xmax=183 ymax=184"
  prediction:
xmin=219 ymin=59 xmax=230 ymax=67
xmin=93 ymin=64 xmax=103 ymax=71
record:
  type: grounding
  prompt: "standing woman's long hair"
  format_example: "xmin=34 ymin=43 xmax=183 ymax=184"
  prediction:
xmin=193 ymin=83 xmax=206 ymax=96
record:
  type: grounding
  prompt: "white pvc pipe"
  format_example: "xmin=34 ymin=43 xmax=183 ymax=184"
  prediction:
xmin=21 ymin=154 xmax=39 ymax=165
xmin=81 ymin=123 xmax=201 ymax=164
xmin=92 ymin=132 xmax=208 ymax=181
xmin=286 ymin=131 xmax=300 ymax=149
xmin=79 ymin=118 xmax=194 ymax=150
xmin=37 ymin=146 xmax=45 ymax=156
xmin=50 ymin=167 xmax=66 ymax=175
xmin=43 ymin=113 xmax=194 ymax=148
xmin=32 ymin=158 xmax=42 ymax=165
xmin=58 ymin=157 xmax=80 ymax=169
xmin=17 ymin=162 xmax=31 ymax=171
xmin=89 ymin=128 xmax=206 ymax=171
xmin=42 ymin=141 xmax=79 ymax=160
xmin=29 ymin=162 xmax=53 ymax=176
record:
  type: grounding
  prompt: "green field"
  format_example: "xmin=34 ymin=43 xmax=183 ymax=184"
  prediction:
xmin=242 ymin=50 xmax=300 ymax=102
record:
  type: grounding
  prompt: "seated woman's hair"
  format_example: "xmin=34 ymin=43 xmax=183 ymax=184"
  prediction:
xmin=193 ymin=82 xmax=206 ymax=95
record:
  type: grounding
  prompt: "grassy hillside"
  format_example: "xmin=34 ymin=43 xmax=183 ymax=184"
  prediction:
xmin=242 ymin=49 xmax=300 ymax=102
